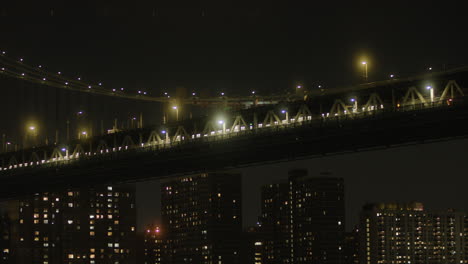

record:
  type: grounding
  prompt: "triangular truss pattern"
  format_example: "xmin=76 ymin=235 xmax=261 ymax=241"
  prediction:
xmin=202 ymin=121 xmax=217 ymax=135
xmin=8 ymin=156 xmax=18 ymax=167
xmin=121 ymin=135 xmax=135 ymax=147
xmin=294 ymin=104 xmax=312 ymax=121
xmin=147 ymin=130 xmax=163 ymax=145
xmin=402 ymin=87 xmax=426 ymax=106
xmin=29 ymin=152 xmax=41 ymax=164
xmin=363 ymin=93 xmax=384 ymax=111
xmin=173 ymin=126 xmax=190 ymax=142
xmin=263 ymin=110 xmax=281 ymax=126
xmin=71 ymin=144 xmax=85 ymax=158
xmin=330 ymin=99 xmax=351 ymax=116
xmin=50 ymin=147 xmax=63 ymax=161
xmin=231 ymin=115 xmax=248 ymax=132
xmin=440 ymin=80 xmax=464 ymax=100
xmin=96 ymin=140 xmax=109 ymax=152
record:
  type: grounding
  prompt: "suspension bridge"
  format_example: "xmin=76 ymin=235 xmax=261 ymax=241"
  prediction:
xmin=1 ymin=51 xmax=468 ymax=198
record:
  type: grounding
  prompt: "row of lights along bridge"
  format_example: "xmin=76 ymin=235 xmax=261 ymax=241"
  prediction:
xmin=0 ymin=81 xmax=440 ymax=154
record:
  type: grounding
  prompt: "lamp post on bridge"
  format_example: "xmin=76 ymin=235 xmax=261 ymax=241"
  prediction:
xmin=218 ymin=120 xmax=226 ymax=134
xmin=361 ymin=61 xmax=368 ymax=82
xmin=350 ymin=98 xmax=358 ymax=113
xmin=172 ymin=106 xmax=179 ymax=122
xmin=281 ymin=110 xmax=289 ymax=124
xmin=162 ymin=130 xmax=169 ymax=143
xmin=426 ymin=86 xmax=434 ymax=104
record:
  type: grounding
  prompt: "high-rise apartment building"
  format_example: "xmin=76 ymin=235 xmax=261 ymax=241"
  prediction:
xmin=240 ymin=226 xmax=266 ymax=264
xmin=259 ymin=170 xmax=345 ymax=264
xmin=9 ymin=184 xmax=136 ymax=264
xmin=161 ymin=172 xmax=242 ymax=264
xmin=359 ymin=202 xmax=468 ymax=264
xmin=141 ymin=225 xmax=167 ymax=264
xmin=259 ymin=181 xmax=290 ymax=263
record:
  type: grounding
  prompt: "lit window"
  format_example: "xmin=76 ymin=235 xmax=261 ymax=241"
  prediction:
xmin=67 ymin=192 xmax=73 ymax=197
xmin=68 ymin=254 xmax=74 ymax=259
xmin=67 ymin=220 xmax=73 ymax=224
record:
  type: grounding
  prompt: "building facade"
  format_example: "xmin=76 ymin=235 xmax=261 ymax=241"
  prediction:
xmin=359 ymin=202 xmax=468 ymax=264
xmin=140 ymin=225 xmax=168 ymax=264
xmin=259 ymin=169 xmax=345 ymax=264
xmin=9 ymin=184 xmax=136 ymax=264
xmin=161 ymin=172 xmax=242 ymax=264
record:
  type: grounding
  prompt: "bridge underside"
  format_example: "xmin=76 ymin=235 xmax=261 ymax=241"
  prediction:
xmin=1 ymin=103 xmax=468 ymax=199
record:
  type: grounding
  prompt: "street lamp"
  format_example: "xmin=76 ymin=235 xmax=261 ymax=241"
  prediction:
xmin=79 ymin=131 xmax=88 ymax=139
xmin=426 ymin=86 xmax=434 ymax=103
xmin=218 ymin=120 xmax=226 ymax=134
xmin=361 ymin=62 xmax=368 ymax=81
xmin=172 ymin=106 xmax=179 ymax=121
xmin=281 ymin=110 xmax=289 ymax=123
xmin=161 ymin=130 xmax=169 ymax=142
xmin=350 ymin=98 xmax=358 ymax=112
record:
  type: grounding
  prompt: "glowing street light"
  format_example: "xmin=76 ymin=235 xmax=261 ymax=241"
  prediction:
xmin=172 ymin=106 xmax=179 ymax=121
xmin=29 ymin=126 xmax=36 ymax=131
xmin=361 ymin=62 xmax=368 ymax=81
xmin=162 ymin=130 xmax=169 ymax=142
xmin=350 ymin=98 xmax=358 ymax=112
xmin=79 ymin=131 xmax=88 ymax=139
xmin=281 ymin=110 xmax=289 ymax=123
xmin=218 ymin=120 xmax=226 ymax=134
xmin=426 ymin=86 xmax=434 ymax=103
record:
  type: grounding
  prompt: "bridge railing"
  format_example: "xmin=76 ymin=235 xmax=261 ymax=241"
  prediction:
xmin=1 ymin=94 xmax=466 ymax=174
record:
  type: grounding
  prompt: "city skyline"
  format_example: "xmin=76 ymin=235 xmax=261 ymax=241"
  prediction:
xmin=1 ymin=2 xmax=468 ymax=264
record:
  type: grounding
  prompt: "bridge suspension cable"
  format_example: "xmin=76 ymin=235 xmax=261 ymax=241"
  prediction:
xmin=0 ymin=51 xmax=296 ymax=106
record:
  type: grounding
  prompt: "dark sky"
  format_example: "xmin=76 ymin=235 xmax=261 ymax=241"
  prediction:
xmin=1 ymin=2 xmax=468 ymax=231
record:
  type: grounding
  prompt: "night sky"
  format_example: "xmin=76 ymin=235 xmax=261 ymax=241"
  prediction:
xmin=1 ymin=3 xmax=468 ymax=231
